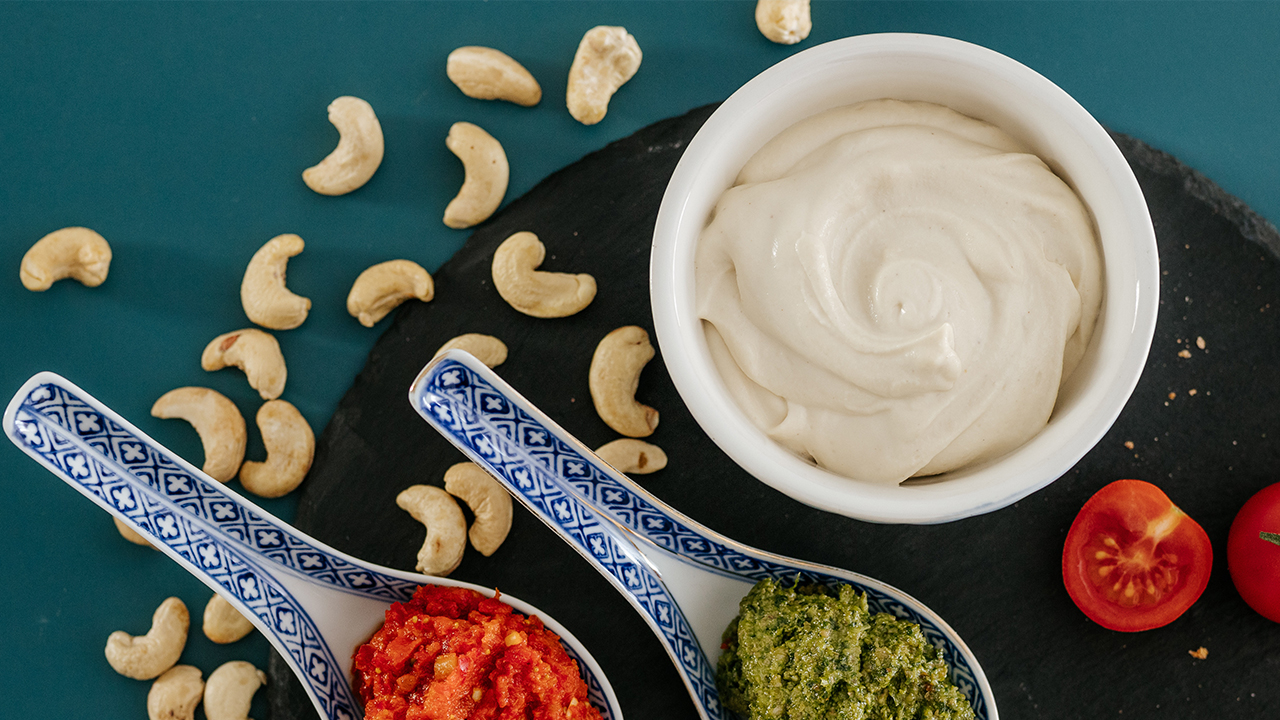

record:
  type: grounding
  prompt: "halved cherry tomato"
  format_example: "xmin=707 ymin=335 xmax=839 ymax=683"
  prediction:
xmin=1062 ymin=479 xmax=1212 ymax=632
xmin=1228 ymin=482 xmax=1280 ymax=623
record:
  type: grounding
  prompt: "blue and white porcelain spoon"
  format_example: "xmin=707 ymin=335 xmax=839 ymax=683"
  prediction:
xmin=411 ymin=350 xmax=998 ymax=720
xmin=4 ymin=371 xmax=621 ymax=720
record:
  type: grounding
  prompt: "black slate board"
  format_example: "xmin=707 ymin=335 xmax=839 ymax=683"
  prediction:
xmin=270 ymin=103 xmax=1280 ymax=720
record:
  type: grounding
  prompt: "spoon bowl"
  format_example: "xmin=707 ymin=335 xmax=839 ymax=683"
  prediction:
xmin=4 ymin=371 xmax=621 ymax=720
xmin=412 ymin=351 xmax=998 ymax=720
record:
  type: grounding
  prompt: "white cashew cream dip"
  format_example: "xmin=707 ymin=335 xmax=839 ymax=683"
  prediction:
xmin=696 ymin=99 xmax=1103 ymax=484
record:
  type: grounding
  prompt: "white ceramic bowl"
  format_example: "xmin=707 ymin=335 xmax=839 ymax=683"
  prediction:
xmin=650 ymin=33 xmax=1159 ymax=524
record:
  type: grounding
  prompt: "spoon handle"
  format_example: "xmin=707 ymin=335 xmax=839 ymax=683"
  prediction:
xmin=411 ymin=353 xmax=724 ymax=720
xmin=3 ymin=372 xmax=395 ymax=720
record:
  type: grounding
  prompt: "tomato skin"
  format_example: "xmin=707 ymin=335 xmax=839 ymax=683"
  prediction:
xmin=1228 ymin=482 xmax=1280 ymax=623
xmin=1062 ymin=479 xmax=1212 ymax=632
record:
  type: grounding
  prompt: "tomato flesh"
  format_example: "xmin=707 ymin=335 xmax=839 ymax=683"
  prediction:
xmin=1062 ymin=479 xmax=1212 ymax=632
xmin=1227 ymin=481 xmax=1280 ymax=623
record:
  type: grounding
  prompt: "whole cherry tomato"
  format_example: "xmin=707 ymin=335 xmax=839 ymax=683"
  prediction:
xmin=1228 ymin=481 xmax=1280 ymax=623
xmin=1062 ymin=479 xmax=1212 ymax=632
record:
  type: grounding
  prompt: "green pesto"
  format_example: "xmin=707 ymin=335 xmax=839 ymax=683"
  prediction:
xmin=717 ymin=579 xmax=975 ymax=720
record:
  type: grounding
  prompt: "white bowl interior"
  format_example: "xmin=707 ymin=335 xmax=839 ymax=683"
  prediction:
xmin=651 ymin=34 xmax=1158 ymax=524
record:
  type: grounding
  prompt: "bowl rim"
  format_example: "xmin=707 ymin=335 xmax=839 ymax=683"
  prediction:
xmin=650 ymin=32 xmax=1159 ymax=524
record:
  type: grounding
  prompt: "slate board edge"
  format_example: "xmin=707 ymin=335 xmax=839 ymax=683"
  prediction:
xmin=1108 ymin=130 xmax=1280 ymax=258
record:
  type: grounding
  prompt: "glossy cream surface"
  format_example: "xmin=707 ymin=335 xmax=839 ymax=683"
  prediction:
xmin=696 ymin=99 xmax=1102 ymax=484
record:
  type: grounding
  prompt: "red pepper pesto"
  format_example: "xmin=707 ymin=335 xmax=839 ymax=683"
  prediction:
xmin=352 ymin=585 xmax=603 ymax=720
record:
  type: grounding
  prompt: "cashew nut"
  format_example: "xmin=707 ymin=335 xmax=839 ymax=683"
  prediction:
xmin=240 ymin=234 xmax=311 ymax=330
xmin=447 ymin=46 xmax=542 ymax=106
xmin=302 ymin=96 xmax=384 ymax=196
xmin=19 ymin=226 xmax=112 ymax=291
xmin=346 ymin=260 xmax=434 ymax=327
xmin=755 ymin=0 xmax=812 ymax=45
xmin=432 ymin=334 xmax=508 ymax=368
xmin=105 ymin=597 xmax=189 ymax=680
xmin=238 ymin=400 xmax=314 ymax=498
xmin=589 ymin=326 xmax=659 ymax=437
xmin=147 ymin=665 xmax=204 ymax=720
xmin=443 ymin=462 xmax=513 ymax=557
xmin=114 ymin=516 xmax=157 ymax=549
xmin=204 ymin=661 xmax=267 ymax=720
xmin=396 ymin=485 xmax=467 ymax=576
xmin=203 ymin=593 xmax=255 ymax=644
xmin=492 ymin=232 xmax=596 ymax=318
xmin=443 ymin=121 xmax=509 ymax=229
xmin=595 ymin=439 xmax=668 ymax=475
xmin=201 ymin=329 xmax=287 ymax=400
xmin=566 ymin=26 xmax=642 ymax=125
xmin=151 ymin=388 xmax=247 ymax=483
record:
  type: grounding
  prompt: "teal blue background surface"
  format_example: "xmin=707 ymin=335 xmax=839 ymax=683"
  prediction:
xmin=2 ymin=1 xmax=1279 ymax=716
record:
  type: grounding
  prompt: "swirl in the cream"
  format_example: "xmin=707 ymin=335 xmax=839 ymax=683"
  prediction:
xmin=696 ymin=99 xmax=1102 ymax=484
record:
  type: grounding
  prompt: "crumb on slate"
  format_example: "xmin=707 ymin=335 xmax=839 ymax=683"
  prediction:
xmin=1189 ymin=646 xmax=1208 ymax=660
xmin=1124 ymin=441 xmax=1135 ymax=450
